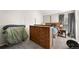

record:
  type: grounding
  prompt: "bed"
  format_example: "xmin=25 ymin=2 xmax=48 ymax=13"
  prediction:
xmin=0 ymin=25 xmax=28 ymax=46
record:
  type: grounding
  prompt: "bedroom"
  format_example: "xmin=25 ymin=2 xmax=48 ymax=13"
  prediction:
xmin=0 ymin=10 xmax=79 ymax=49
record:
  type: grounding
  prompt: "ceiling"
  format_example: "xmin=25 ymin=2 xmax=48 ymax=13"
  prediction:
xmin=39 ymin=10 xmax=70 ymax=15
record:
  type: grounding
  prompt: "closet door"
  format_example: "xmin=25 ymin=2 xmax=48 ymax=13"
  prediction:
xmin=43 ymin=15 xmax=51 ymax=23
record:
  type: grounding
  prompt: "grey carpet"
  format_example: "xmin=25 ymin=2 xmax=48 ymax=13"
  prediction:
xmin=2 ymin=36 xmax=74 ymax=49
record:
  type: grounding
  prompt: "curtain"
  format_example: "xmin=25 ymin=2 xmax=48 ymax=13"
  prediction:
xmin=68 ymin=13 xmax=76 ymax=38
xmin=59 ymin=14 xmax=64 ymax=24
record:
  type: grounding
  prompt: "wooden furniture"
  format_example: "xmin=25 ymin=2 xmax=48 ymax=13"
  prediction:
xmin=45 ymin=23 xmax=66 ymax=38
xmin=30 ymin=25 xmax=53 ymax=49
xmin=45 ymin=23 xmax=60 ymax=27
xmin=58 ymin=29 xmax=66 ymax=38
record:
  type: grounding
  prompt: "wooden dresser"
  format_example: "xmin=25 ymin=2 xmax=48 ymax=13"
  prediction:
xmin=30 ymin=25 xmax=53 ymax=49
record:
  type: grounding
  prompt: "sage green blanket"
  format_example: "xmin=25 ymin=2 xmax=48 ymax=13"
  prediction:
xmin=4 ymin=27 xmax=28 ymax=44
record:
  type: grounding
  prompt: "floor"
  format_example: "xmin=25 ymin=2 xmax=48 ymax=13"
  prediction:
xmin=52 ymin=37 xmax=69 ymax=49
xmin=4 ymin=36 xmax=74 ymax=49
xmin=6 ymin=39 xmax=43 ymax=49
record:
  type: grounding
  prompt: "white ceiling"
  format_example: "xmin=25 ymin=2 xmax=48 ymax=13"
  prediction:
xmin=39 ymin=10 xmax=70 ymax=15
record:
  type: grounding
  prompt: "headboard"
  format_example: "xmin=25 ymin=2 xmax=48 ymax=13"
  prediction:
xmin=2 ymin=25 xmax=25 ymax=30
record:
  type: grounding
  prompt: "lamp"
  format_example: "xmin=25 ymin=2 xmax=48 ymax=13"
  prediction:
xmin=60 ymin=24 xmax=63 ymax=27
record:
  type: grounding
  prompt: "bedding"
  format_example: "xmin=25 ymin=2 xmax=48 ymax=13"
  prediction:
xmin=0 ymin=28 xmax=6 ymax=46
xmin=0 ymin=25 xmax=28 ymax=46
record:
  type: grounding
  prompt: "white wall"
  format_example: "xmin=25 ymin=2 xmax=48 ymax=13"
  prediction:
xmin=24 ymin=11 xmax=43 ymax=28
xmin=40 ymin=10 xmax=63 ymax=15
xmin=75 ymin=10 xmax=79 ymax=41
xmin=0 ymin=10 xmax=25 ymax=25
xmin=0 ymin=10 xmax=43 ymax=28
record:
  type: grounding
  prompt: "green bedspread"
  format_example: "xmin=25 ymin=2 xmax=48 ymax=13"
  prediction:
xmin=3 ymin=27 xmax=28 ymax=45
